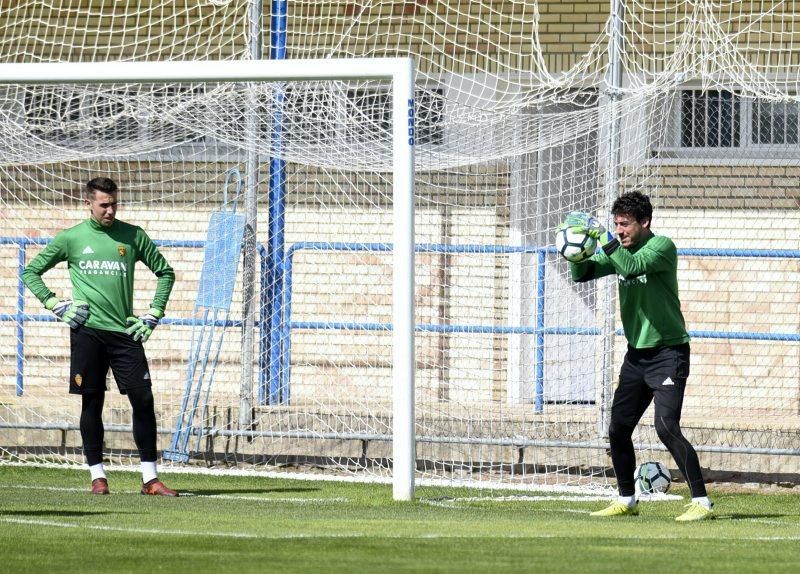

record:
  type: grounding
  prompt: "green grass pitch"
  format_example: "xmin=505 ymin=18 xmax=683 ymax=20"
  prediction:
xmin=1 ymin=466 xmax=798 ymax=573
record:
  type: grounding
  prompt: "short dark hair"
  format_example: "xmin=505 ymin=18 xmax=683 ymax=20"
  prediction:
xmin=612 ymin=191 xmax=652 ymax=223
xmin=85 ymin=177 xmax=118 ymax=197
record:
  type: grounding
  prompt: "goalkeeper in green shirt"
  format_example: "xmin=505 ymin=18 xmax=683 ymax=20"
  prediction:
xmin=563 ymin=192 xmax=713 ymax=521
xmin=22 ymin=177 xmax=178 ymax=497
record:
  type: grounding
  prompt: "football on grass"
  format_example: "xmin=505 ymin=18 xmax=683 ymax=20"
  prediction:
xmin=555 ymin=226 xmax=596 ymax=263
xmin=634 ymin=461 xmax=672 ymax=494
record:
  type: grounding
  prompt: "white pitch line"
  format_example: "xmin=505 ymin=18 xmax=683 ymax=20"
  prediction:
xmin=4 ymin=485 xmax=87 ymax=493
xmin=2 ymin=518 xmax=800 ymax=542
xmin=422 ymin=495 xmax=614 ymax=505
xmin=419 ymin=493 xmax=681 ymax=507
xmin=0 ymin=517 xmax=260 ymax=539
xmin=421 ymin=499 xmax=609 ymax=510
xmin=184 ymin=493 xmax=349 ymax=504
xmin=5 ymin=484 xmax=348 ymax=504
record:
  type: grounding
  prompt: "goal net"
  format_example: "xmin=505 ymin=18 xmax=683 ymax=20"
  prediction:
xmin=1 ymin=1 xmax=799 ymax=497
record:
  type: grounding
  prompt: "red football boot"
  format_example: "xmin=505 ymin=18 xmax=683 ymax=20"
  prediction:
xmin=141 ymin=478 xmax=178 ymax=497
xmin=90 ymin=478 xmax=110 ymax=495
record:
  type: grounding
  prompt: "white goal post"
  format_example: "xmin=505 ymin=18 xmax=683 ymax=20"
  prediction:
xmin=0 ymin=58 xmax=417 ymax=501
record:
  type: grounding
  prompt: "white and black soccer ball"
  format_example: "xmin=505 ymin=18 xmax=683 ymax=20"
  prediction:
xmin=555 ymin=226 xmax=596 ymax=263
xmin=634 ymin=461 xmax=672 ymax=495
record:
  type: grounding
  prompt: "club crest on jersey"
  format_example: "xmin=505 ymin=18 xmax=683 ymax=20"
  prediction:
xmin=117 ymin=245 xmax=127 ymax=257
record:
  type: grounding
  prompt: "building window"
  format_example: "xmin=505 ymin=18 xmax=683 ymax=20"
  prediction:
xmin=664 ymin=89 xmax=800 ymax=156
xmin=416 ymin=86 xmax=445 ymax=146
xmin=279 ymin=87 xmax=334 ymax=146
xmin=20 ymin=83 xmax=445 ymax=153
xmin=22 ymin=84 xmax=205 ymax=146
xmin=142 ymin=84 xmax=206 ymax=144
xmin=680 ymin=90 xmax=740 ymax=148
xmin=266 ymin=84 xmax=445 ymax=148
xmin=23 ymin=87 xmax=81 ymax=143
xmin=345 ymin=88 xmax=392 ymax=144
xmin=752 ymin=99 xmax=800 ymax=145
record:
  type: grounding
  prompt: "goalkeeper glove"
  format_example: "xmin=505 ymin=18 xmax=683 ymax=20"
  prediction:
xmin=577 ymin=216 xmax=616 ymax=247
xmin=125 ymin=308 xmax=163 ymax=343
xmin=45 ymin=297 xmax=89 ymax=329
xmin=561 ymin=211 xmax=593 ymax=230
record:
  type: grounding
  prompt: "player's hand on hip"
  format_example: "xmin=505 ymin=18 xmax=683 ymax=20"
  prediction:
xmin=45 ymin=297 xmax=90 ymax=329
xmin=125 ymin=308 xmax=163 ymax=343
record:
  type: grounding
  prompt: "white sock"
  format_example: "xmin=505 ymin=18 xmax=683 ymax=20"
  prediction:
xmin=692 ymin=496 xmax=713 ymax=509
xmin=89 ymin=463 xmax=106 ymax=481
xmin=141 ymin=461 xmax=158 ymax=484
xmin=618 ymin=495 xmax=636 ymax=507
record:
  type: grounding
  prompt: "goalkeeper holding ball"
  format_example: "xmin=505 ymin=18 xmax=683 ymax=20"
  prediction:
xmin=561 ymin=191 xmax=713 ymax=521
xmin=22 ymin=177 xmax=178 ymax=497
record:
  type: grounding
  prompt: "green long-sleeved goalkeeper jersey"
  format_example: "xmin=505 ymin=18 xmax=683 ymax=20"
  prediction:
xmin=569 ymin=233 xmax=690 ymax=349
xmin=22 ymin=218 xmax=175 ymax=333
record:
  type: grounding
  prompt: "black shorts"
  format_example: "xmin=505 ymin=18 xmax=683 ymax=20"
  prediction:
xmin=610 ymin=343 xmax=690 ymax=426
xmin=69 ymin=326 xmax=152 ymax=395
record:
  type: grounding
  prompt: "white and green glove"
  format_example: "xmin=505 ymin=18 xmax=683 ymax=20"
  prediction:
xmin=45 ymin=297 xmax=90 ymax=329
xmin=576 ymin=216 xmax=616 ymax=247
xmin=125 ymin=308 xmax=164 ymax=343
xmin=561 ymin=211 xmax=593 ymax=230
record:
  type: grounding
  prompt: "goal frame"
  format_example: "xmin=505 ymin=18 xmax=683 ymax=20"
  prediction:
xmin=0 ymin=58 xmax=417 ymax=501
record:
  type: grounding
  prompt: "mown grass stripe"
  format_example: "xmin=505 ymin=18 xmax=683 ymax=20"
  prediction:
xmin=2 ymin=518 xmax=799 ymax=542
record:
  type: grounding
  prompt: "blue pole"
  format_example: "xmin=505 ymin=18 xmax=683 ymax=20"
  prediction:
xmin=279 ymin=248 xmax=294 ymax=403
xmin=534 ymin=248 xmax=546 ymax=413
xmin=257 ymin=244 xmax=269 ymax=404
xmin=265 ymin=0 xmax=288 ymax=405
xmin=16 ymin=243 xmax=26 ymax=396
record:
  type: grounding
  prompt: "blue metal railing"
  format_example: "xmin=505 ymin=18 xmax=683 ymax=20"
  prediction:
xmin=5 ymin=237 xmax=799 ymax=408
xmin=0 ymin=237 xmax=266 ymax=397
xmin=273 ymin=243 xmax=800 ymax=411
xmin=269 ymin=243 xmax=558 ymax=408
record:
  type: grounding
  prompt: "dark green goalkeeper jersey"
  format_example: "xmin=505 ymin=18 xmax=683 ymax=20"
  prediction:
xmin=569 ymin=233 xmax=690 ymax=349
xmin=22 ymin=218 xmax=175 ymax=333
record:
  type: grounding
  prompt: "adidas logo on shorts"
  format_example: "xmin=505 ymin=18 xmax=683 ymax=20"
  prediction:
xmin=662 ymin=377 xmax=675 ymax=386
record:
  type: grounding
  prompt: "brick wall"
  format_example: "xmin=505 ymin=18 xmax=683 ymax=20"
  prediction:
xmin=2 ymin=174 xmax=797 ymax=428
xmin=0 ymin=1 xmax=249 ymax=62
xmin=636 ymin=165 xmax=800 ymax=211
